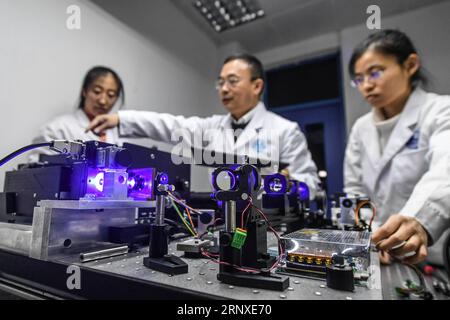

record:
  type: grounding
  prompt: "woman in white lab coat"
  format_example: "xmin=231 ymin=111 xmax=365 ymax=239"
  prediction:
xmin=344 ymin=30 xmax=450 ymax=264
xmin=29 ymin=66 xmax=124 ymax=161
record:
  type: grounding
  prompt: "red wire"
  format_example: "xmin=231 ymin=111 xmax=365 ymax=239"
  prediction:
xmin=240 ymin=199 xmax=253 ymax=228
xmin=251 ymin=204 xmax=284 ymax=271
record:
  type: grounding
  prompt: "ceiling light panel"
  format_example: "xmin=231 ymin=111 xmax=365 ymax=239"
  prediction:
xmin=193 ymin=0 xmax=265 ymax=33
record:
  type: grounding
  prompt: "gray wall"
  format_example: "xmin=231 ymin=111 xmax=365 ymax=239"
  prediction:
xmin=341 ymin=1 xmax=450 ymax=135
xmin=0 ymin=0 xmax=219 ymax=189
xmin=255 ymin=1 xmax=450 ymax=139
xmin=1 ymin=1 xmax=450 ymax=191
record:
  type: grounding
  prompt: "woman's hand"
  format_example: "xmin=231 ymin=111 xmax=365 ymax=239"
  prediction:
xmin=372 ymin=214 xmax=428 ymax=264
xmin=85 ymin=114 xmax=120 ymax=135
xmin=378 ymin=250 xmax=393 ymax=265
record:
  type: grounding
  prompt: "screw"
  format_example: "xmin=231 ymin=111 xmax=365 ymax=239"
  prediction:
xmin=294 ymin=280 xmax=300 ymax=284
xmin=228 ymin=286 xmax=234 ymax=289
xmin=253 ymin=290 xmax=259 ymax=294
xmin=206 ymin=281 xmax=213 ymax=285
xmin=288 ymin=287 xmax=294 ymax=291
xmin=199 ymin=272 xmax=206 ymax=276
xmin=346 ymin=297 xmax=353 ymax=300
xmin=320 ymin=285 xmax=326 ymax=288
xmin=280 ymin=294 xmax=287 ymax=299
xmin=315 ymin=292 xmax=322 ymax=296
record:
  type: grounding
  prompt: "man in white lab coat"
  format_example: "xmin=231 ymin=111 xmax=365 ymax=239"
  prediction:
xmin=87 ymin=54 xmax=320 ymax=197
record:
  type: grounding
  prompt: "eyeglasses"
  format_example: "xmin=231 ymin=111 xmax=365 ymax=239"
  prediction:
xmin=215 ymin=76 xmax=259 ymax=91
xmin=215 ymin=76 xmax=243 ymax=91
xmin=350 ymin=70 xmax=384 ymax=88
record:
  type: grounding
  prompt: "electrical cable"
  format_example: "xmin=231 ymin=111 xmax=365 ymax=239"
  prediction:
xmin=147 ymin=215 xmax=191 ymax=231
xmin=354 ymin=200 xmax=376 ymax=229
xmin=0 ymin=142 xmax=52 ymax=167
xmin=240 ymin=200 xmax=253 ymax=228
xmin=167 ymin=191 xmax=204 ymax=215
xmin=185 ymin=207 xmax=198 ymax=237
xmin=170 ymin=198 xmax=197 ymax=237
xmin=251 ymin=202 xmax=284 ymax=271
xmin=391 ymin=256 xmax=433 ymax=299
xmin=198 ymin=218 xmax=223 ymax=239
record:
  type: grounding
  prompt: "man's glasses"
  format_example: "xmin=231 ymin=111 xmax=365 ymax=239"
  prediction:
xmin=215 ymin=76 xmax=259 ymax=91
xmin=215 ymin=76 xmax=242 ymax=91
xmin=350 ymin=70 xmax=384 ymax=88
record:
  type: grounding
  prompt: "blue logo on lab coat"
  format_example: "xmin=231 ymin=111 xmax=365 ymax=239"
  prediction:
xmin=405 ymin=129 xmax=420 ymax=149
xmin=252 ymin=139 xmax=267 ymax=153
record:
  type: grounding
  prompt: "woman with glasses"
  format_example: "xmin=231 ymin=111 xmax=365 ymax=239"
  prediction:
xmin=30 ymin=66 xmax=125 ymax=160
xmin=344 ymin=29 xmax=450 ymax=264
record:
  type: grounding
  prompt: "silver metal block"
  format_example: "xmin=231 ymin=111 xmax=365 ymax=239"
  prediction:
xmin=29 ymin=200 xmax=154 ymax=261
xmin=0 ymin=222 xmax=32 ymax=255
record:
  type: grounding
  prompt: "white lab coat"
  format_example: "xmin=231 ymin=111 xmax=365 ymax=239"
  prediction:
xmin=344 ymin=88 xmax=450 ymax=246
xmin=29 ymin=108 xmax=121 ymax=161
xmin=118 ymin=102 xmax=320 ymax=197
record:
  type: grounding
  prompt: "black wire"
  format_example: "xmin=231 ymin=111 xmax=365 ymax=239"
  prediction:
xmin=391 ymin=256 xmax=426 ymax=289
xmin=147 ymin=215 xmax=188 ymax=230
xmin=0 ymin=142 xmax=52 ymax=167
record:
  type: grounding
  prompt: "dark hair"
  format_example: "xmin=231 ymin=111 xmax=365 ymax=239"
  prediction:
xmin=78 ymin=66 xmax=125 ymax=109
xmin=223 ymin=53 xmax=265 ymax=96
xmin=349 ymin=29 xmax=428 ymax=88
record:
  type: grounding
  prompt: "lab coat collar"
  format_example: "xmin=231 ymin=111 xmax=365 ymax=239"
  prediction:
xmin=370 ymin=87 xmax=426 ymax=185
xmin=234 ymin=102 xmax=267 ymax=149
xmin=219 ymin=102 xmax=266 ymax=130
xmin=218 ymin=102 xmax=267 ymax=151
xmin=75 ymin=108 xmax=90 ymax=126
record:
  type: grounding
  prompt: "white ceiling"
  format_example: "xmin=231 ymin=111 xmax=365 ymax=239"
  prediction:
xmin=92 ymin=0 xmax=449 ymax=53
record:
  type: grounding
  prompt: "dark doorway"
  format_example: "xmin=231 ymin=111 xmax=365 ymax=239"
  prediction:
xmin=265 ymin=52 xmax=346 ymax=197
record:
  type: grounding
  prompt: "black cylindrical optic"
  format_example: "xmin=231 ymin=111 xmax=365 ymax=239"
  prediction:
xmin=326 ymin=264 xmax=355 ymax=292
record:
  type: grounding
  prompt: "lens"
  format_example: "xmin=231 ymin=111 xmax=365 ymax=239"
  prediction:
xmin=158 ymin=173 xmax=169 ymax=184
xmin=215 ymin=170 xmax=235 ymax=191
xmin=342 ymin=198 xmax=353 ymax=208
xmin=136 ymin=176 xmax=147 ymax=191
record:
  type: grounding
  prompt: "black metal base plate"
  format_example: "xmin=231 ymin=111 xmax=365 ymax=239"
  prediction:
xmin=217 ymin=271 xmax=289 ymax=291
xmin=143 ymin=255 xmax=188 ymax=275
